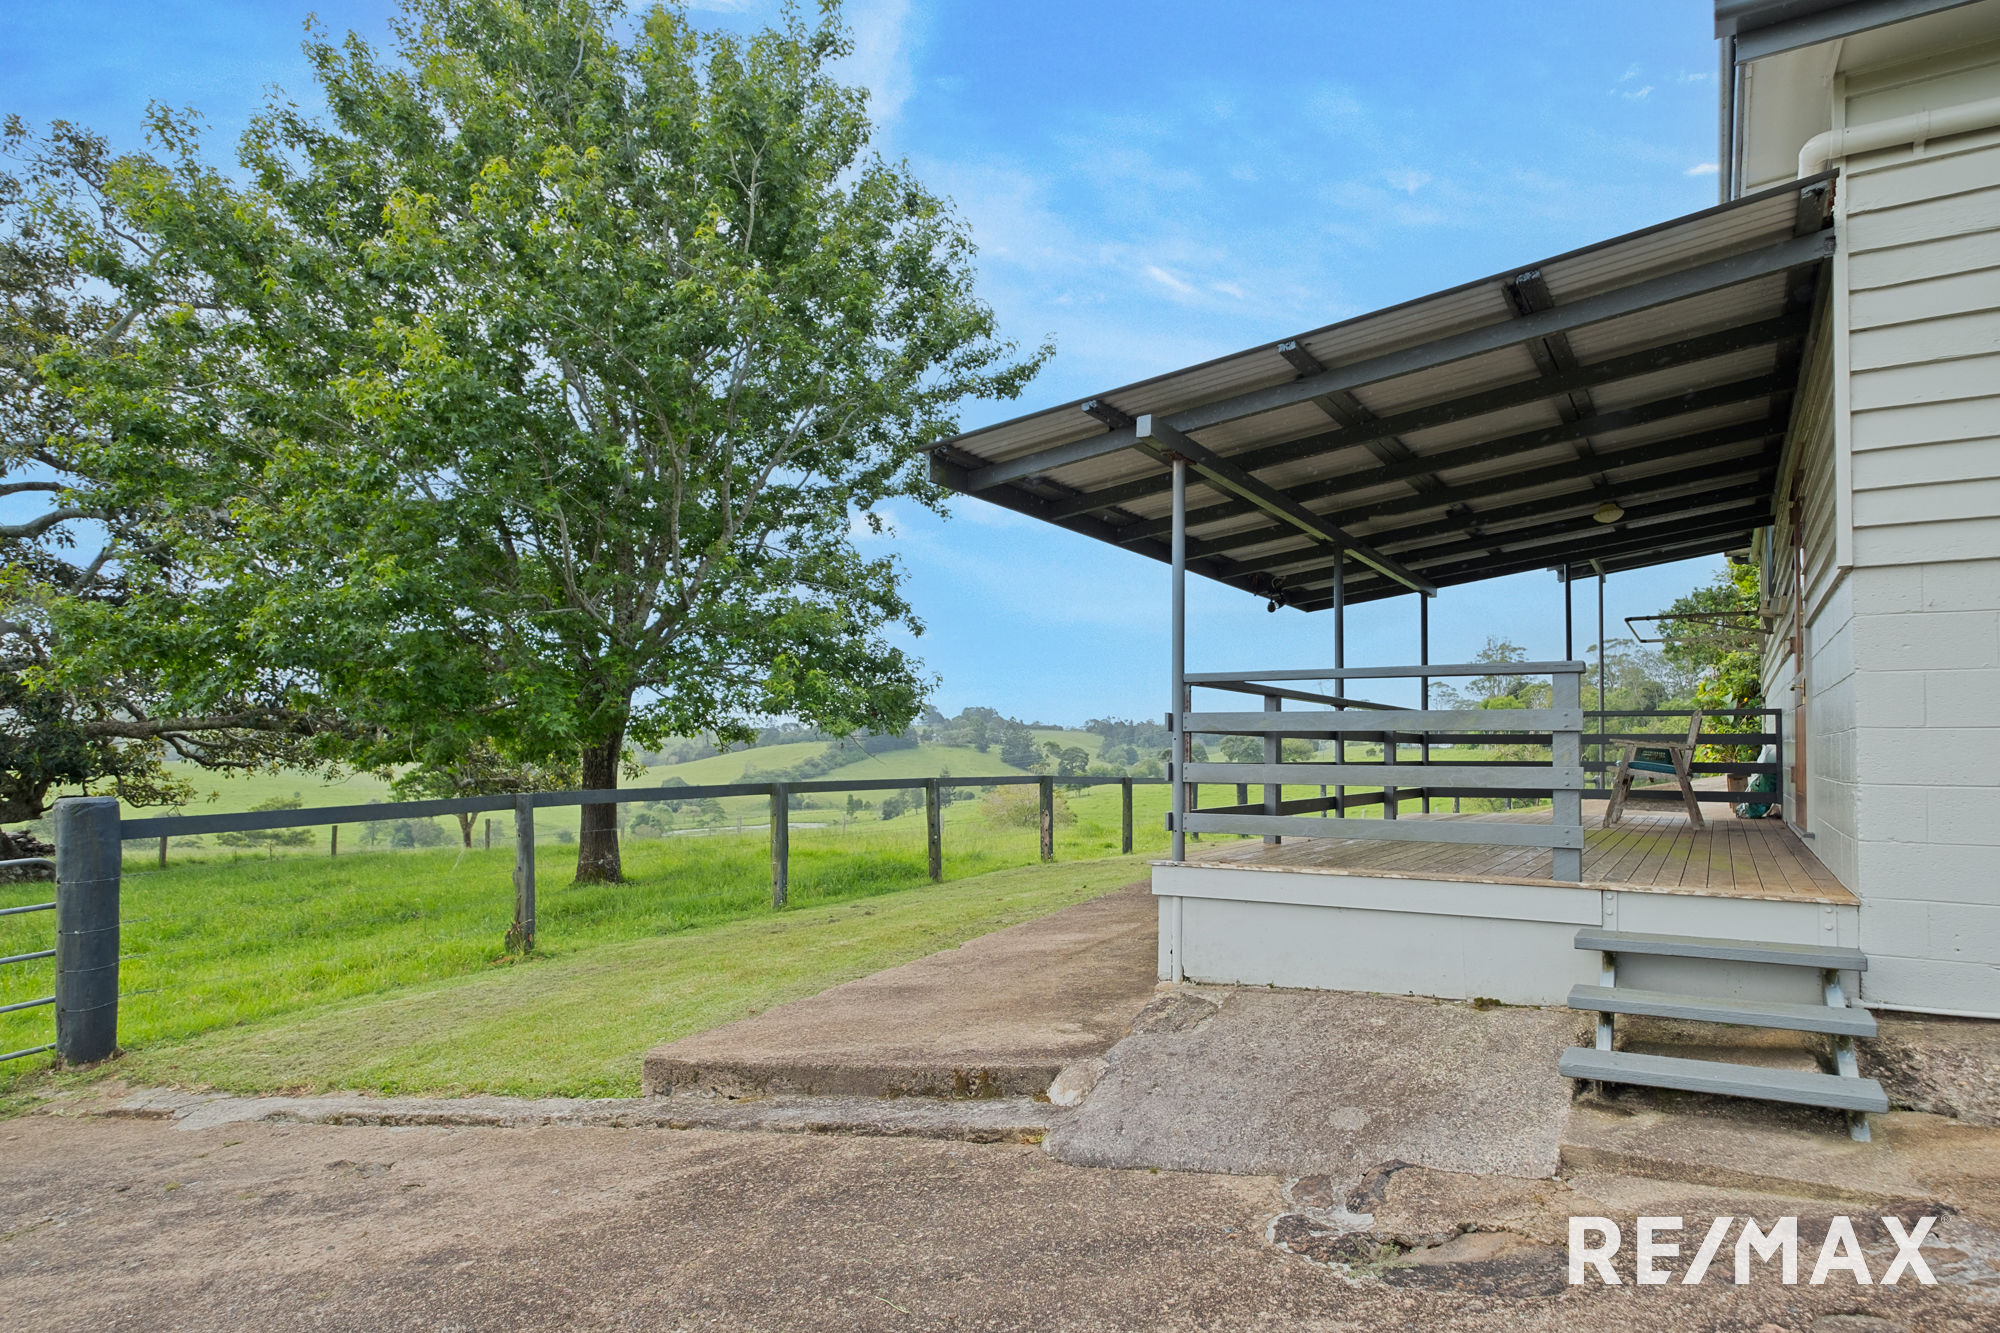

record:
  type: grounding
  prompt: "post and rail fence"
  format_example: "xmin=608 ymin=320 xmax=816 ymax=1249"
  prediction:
xmin=7 ymin=774 xmax=1171 ymax=1066
xmin=8 ymin=700 xmax=1784 ymax=1067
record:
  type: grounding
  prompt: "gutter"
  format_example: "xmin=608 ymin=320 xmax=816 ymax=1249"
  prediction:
xmin=1798 ymin=93 xmax=2000 ymax=174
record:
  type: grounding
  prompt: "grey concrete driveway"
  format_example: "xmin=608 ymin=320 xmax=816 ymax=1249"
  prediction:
xmin=3 ymin=1112 xmax=1994 ymax=1332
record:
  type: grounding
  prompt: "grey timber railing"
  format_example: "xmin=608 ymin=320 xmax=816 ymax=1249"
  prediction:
xmin=1172 ymin=660 xmax=1589 ymax=881
xmin=1583 ymin=707 xmax=1785 ymax=805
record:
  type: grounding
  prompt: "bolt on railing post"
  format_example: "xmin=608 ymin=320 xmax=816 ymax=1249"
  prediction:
xmin=1551 ymin=669 xmax=1584 ymax=882
xmin=54 ymin=795 xmax=120 ymax=1065
xmin=1038 ymin=776 xmax=1055 ymax=862
xmin=510 ymin=794 xmax=536 ymax=952
xmin=770 ymin=783 xmax=790 ymax=907
xmin=925 ymin=779 xmax=943 ymax=882
xmin=1120 ymin=778 xmax=1134 ymax=854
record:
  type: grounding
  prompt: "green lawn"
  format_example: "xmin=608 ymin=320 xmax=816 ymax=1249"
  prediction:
xmin=0 ymin=784 xmax=1173 ymax=1103
xmin=0 ymin=752 xmax=1537 ymax=1108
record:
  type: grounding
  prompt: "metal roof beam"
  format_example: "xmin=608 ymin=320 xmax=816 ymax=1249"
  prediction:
xmin=1172 ymin=416 xmax=1780 ymax=564
xmin=1286 ymin=511 xmax=1768 ymax=610
xmin=1160 ymin=229 xmax=1831 ymax=436
xmin=1037 ymin=313 xmax=1803 ymax=522
xmin=953 ymin=231 xmax=1828 ymax=496
xmin=1124 ymin=378 xmax=1783 ymax=545
xmin=1232 ymin=471 xmax=1775 ymax=581
xmin=1131 ymin=415 xmax=1438 ymax=595
xmin=1276 ymin=484 xmax=1774 ymax=590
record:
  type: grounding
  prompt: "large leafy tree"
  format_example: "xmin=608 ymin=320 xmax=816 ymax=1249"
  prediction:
xmin=32 ymin=0 xmax=1041 ymax=880
xmin=1 ymin=122 xmax=337 ymax=825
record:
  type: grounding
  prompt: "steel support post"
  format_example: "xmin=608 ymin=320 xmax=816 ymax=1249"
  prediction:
xmin=53 ymin=795 xmax=120 ymax=1065
xmin=511 ymin=794 xmax=536 ymax=952
xmin=1332 ymin=554 xmax=1346 ymax=818
xmin=1170 ymin=458 xmax=1188 ymax=861
xmin=1419 ymin=593 xmax=1432 ymax=814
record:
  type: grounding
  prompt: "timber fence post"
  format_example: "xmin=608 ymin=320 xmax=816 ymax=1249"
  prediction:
xmin=770 ymin=783 xmax=789 ymax=908
xmin=510 ymin=795 xmax=535 ymax=952
xmin=925 ymin=780 xmax=942 ymax=882
xmin=54 ymin=795 xmax=120 ymax=1065
xmin=1120 ymin=778 xmax=1133 ymax=854
xmin=157 ymin=835 xmax=166 ymax=868
xmin=1039 ymin=776 xmax=1055 ymax=863
xmin=330 ymin=826 xmax=338 ymax=858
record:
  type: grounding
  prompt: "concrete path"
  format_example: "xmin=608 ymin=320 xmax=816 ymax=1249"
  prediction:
xmin=1045 ymin=987 xmax=1583 ymax=1179
xmin=643 ymin=880 xmax=1160 ymax=1099
xmin=5 ymin=1111 xmax=1996 ymax=1331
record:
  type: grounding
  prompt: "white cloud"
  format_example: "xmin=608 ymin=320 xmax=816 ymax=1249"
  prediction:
xmin=1685 ymin=161 xmax=1719 ymax=177
xmin=833 ymin=0 xmax=917 ymax=132
xmin=1384 ymin=167 xmax=1431 ymax=195
xmin=1143 ymin=264 xmax=1197 ymax=297
xmin=1617 ymin=84 xmax=1654 ymax=101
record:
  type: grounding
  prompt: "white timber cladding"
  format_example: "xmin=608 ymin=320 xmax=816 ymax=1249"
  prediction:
xmin=1764 ymin=44 xmax=2000 ymax=1015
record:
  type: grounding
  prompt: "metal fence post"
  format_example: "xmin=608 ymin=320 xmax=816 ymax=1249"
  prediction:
xmin=770 ymin=783 xmax=790 ymax=907
xmin=1038 ymin=776 xmax=1055 ymax=862
xmin=54 ymin=795 xmax=120 ymax=1065
xmin=1120 ymin=778 xmax=1133 ymax=854
xmin=924 ymin=780 xmax=943 ymax=882
xmin=510 ymin=794 xmax=535 ymax=952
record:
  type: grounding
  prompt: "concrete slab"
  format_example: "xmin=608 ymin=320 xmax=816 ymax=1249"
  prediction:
xmin=1561 ymin=1099 xmax=2000 ymax=1222
xmin=642 ymin=881 xmax=1159 ymax=1099
xmin=77 ymin=1086 xmax=1062 ymax=1143
xmin=1044 ymin=987 xmax=1581 ymax=1180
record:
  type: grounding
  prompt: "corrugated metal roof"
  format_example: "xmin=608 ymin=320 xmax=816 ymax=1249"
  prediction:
xmin=930 ymin=173 xmax=1836 ymax=609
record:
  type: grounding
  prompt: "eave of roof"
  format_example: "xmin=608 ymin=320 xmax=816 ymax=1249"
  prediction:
xmin=930 ymin=173 xmax=1837 ymax=610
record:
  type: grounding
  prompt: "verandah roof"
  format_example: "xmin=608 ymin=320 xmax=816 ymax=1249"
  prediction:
xmin=928 ymin=173 xmax=1836 ymax=609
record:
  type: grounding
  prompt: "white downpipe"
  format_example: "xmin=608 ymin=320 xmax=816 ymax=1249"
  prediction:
xmin=1798 ymin=94 xmax=2000 ymax=175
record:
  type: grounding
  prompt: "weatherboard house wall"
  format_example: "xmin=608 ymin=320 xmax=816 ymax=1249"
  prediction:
xmin=1740 ymin=9 xmax=2000 ymax=1016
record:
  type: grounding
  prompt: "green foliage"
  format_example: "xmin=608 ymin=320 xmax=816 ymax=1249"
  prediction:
xmin=214 ymin=795 xmax=314 ymax=851
xmin=1044 ymin=742 xmax=1090 ymax=777
xmin=20 ymin=0 xmax=1044 ymax=882
xmin=979 ymin=785 xmax=1073 ymax=829
xmin=1661 ymin=561 xmax=1765 ymax=758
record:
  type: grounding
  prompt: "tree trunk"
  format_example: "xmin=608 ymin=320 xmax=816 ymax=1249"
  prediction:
xmin=575 ymin=729 xmax=624 ymax=883
xmin=455 ymin=812 xmax=475 ymax=847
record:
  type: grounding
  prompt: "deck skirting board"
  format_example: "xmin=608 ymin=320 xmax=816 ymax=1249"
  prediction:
xmin=1154 ymin=863 xmax=1860 ymax=1005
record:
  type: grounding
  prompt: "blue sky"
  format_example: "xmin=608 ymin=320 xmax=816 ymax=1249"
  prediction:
xmin=5 ymin=0 xmax=1736 ymax=724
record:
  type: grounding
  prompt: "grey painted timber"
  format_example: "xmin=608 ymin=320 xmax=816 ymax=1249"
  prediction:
xmin=1566 ymin=984 xmax=1878 ymax=1037
xmin=1574 ymin=928 xmax=1868 ymax=971
xmin=1182 ymin=762 xmax=1585 ymax=789
xmin=1181 ymin=811 xmax=1584 ymax=849
xmin=1186 ymin=661 xmax=1584 ymax=682
xmin=1558 ymin=1048 xmax=1889 ymax=1113
xmin=1183 ymin=708 xmax=1584 ymax=734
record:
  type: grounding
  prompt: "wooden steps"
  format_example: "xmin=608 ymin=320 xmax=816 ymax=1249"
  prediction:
xmin=1563 ymin=927 xmax=1884 ymax=1139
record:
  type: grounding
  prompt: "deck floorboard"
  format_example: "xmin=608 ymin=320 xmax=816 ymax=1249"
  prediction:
xmin=1185 ymin=794 xmax=1851 ymax=905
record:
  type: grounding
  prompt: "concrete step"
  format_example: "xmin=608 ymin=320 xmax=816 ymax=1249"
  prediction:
xmin=1567 ymin=984 xmax=1877 ymax=1037
xmin=1560 ymin=1047 xmax=1889 ymax=1113
xmin=1574 ymin=927 xmax=1866 ymax=972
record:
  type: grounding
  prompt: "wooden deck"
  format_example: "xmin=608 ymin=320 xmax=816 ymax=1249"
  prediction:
xmin=1186 ymin=800 xmax=1854 ymax=905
